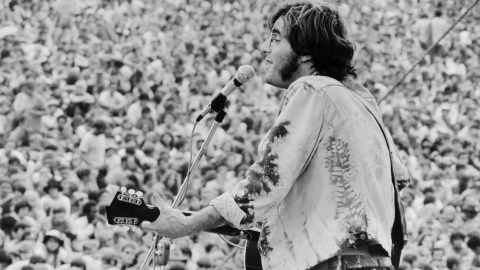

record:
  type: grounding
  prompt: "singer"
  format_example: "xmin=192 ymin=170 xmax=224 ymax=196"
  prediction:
xmin=142 ymin=2 xmax=411 ymax=270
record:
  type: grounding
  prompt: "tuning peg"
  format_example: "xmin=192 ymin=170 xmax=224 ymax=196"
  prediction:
xmin=128 ymin=189 xmax=135 ymax=195
xmin=121 ymin=187 xmax=127 ymax=193
xmin=136 ymin=191 xmax=144 ymax=197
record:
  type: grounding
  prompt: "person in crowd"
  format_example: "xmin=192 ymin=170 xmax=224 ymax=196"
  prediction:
xmin=70 ymin=201 xmax=99 ymax=241
xmin=445 ymin=232 xmax=474 ymax=269
xmin=459 ymin=200 xmax=480 ymax=235
xmin=445 ymin=256 xmax=460 ymax=270
xmin=36 ymin=230 xmax=69 ymax=268
xmin=75 ymin=167 xmax=98 ymax=195
xmin=11 ymin=201 xmax=36 ymax=228
xmin=118 ymin=242 xmax=139 ymax=270
xmin=0 ymin=140 xmax=26 ymax=166
xmin=98 ymin=75 xmax=128 ymax=117
xmin=466 ymin=235 xmax=480 ymax=269
xmin=65 ymin=80 xmax=95 ymax=119
xmin=3 ymin=221 xmax=31 ymax=254
xmin=40 ymin=179 xmax=71 ymax=217
xmin=53 ymin=115 xmax=74 ymax=145
xmin=10 ymin=82 xmax=48 ymax=143
xmin=0 ymin=249 xmax=13 ymax=269
xmin=98 ymin=247 xmax=120 ymax=270
xmin=40 ymin=205 xmax=72 ymax=237
xmin=5 ymin=240 xmax=35 ymax=270
xmin=0 ymin=181 xmax=14 ymax=215
xmin=79 ymin=119 xmax=106 ymax=169
xmin=126 ymin=93 xmax=157 ymax=126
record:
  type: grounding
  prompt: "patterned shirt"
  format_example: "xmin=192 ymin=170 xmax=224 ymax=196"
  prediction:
xmin=211 ymin=75 xmax=410 ymax=270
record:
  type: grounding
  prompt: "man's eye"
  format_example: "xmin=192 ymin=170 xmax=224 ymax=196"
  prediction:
xmin=271 ymin=33 xmax=281 ymax=42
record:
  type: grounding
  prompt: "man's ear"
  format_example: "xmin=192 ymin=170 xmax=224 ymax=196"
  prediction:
xmin=300 ymin=55 xmax=312 ymax=62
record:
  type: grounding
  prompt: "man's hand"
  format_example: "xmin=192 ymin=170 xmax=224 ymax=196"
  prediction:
xmin=142 ymin=193 xmax=191 ymax=239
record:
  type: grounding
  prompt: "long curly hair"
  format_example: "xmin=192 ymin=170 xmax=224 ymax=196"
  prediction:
xmin=269 ymin=1 xmax=357 ymax=81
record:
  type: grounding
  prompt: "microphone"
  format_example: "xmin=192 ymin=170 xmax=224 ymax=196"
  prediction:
xmin=196 ymin=65 xmax=255 ymax=122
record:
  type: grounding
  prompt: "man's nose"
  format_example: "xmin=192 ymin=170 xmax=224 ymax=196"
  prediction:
xmin=260 ymin=38 xmax=270 ymax=55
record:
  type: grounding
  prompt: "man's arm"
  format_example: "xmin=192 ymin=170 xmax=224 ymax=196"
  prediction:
xmin=142 ymin=194 xmax=228 ymax=239
xmin=187 ymin=205 xmax=229 ymax=235
xmin=143 ymin=82 xmax=324 ymax=235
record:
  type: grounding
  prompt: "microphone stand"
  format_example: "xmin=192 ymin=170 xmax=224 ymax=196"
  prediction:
xmin=139 ymin=109 xmax=228 ymax=270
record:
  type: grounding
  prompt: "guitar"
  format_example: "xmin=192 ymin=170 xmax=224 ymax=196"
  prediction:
xmin=105 ymin=189 xmax=262 ymax=270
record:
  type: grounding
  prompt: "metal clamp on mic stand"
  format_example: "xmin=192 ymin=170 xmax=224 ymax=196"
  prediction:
xmin=139 ymin=109 xmax=228 ymax=270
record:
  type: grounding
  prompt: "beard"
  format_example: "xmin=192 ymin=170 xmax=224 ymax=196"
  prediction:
xmin=279 ymin=50 xmax=301 ymax=82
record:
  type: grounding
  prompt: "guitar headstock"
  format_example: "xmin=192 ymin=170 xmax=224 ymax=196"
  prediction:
xmin=105 ymin=187 xmax=160 ymax=227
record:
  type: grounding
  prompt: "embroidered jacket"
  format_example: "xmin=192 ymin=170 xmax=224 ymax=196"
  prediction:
xmin=211 ymin=75 xmax=410 ymax=270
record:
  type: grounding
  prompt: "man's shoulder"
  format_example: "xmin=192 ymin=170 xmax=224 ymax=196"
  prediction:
xmin=291 ymin=75 xmax=343 ymax=91
xmin=291 ymin=76 xmax=370 ymax=103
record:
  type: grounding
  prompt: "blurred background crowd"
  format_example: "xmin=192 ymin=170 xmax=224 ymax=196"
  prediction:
xmin=0 ymin=0 xmax=480 ymax=269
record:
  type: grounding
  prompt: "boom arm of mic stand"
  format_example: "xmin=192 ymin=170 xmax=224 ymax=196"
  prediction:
xmin=172 ymin=109 xmax=227 ymax=208
xmin=139 ymin=109 xmax=228 ymax=270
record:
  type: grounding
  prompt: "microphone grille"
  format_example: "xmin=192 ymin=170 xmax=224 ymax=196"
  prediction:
xmin=236 ymin=65 xmax=255 ymax=84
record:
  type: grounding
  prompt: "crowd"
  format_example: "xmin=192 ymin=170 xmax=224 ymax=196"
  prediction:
xmin=0 ymin=0 xmax=480 ymax=269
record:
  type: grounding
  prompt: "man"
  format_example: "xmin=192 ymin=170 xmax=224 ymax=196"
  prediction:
xmin=10 ymin=81 xmax=48 ymax=143
xmin=79 ymin=119 xmax=106 ymax=169
xmin=71 ymin=201 xmax=100 ymax=241
xmin=142 ymin=2 xmax=409 ymax=270
xmin=40 ymin=179 xmax=71 ymax=217
xmin=98 ymin=247 xmax=120 ymax=270
xmin=466 ymin=235 xmax=480 ymax=269
xmin=65 ymin=80 xmax=95 ymax=118
xmin=126 ymin=93 xmax=158 ymax=126
xmin=459 ymin=200 xmax=480 ymax=236
xmin=429 ymin=9 xmax=451 ymax=59
xmin=5 ymin=240 xmax=35 ymax=270
xmin=3 ymin=221 xmax=31 ymax=253
xmin=0 ymin=140 xmax=27 ymax=167
xmin=445 ymin=232 xmax=473 ymax=270
xmin=54 ymin=115 xmax=74 ymax=144
xmin=98 ymin=75 xmax=128 ymax=116
xmin=0 ymin=250 xmax=13 ymax=270
xmin=0 ymin=180 xmax=14 ymax=215
xmin=41 ymin=205 xmax=73 ymax=236
xmin=12 ymin=200 xmax=36 ymax=228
